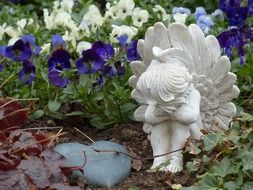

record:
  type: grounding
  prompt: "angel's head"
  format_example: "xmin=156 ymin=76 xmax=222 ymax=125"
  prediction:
xmin=134 ymin=61 xmax=192 ymax=124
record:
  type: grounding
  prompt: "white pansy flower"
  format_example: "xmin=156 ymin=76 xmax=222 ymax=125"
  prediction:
xmin=104 ymin=3 xmax=118 ymax=20
xmin=41 ymin=43 xmax=51 ymax=54
xmin=0 ymin=23 xmax=6 ymax=40
xmin=115 ymin=0 xmax=135 ymax=19
xmin=27 ymin=18 xmax=34 ymax=25
xmin=61 ymin=0 xmax=74 ymax=13
xmin=8 ymin=37 xmax=19 ymax=46
xmin=110 ymin=25 xmax=137 ymax=43
xmin=153 ymin=5 xmax=171 ymax=21
xmin=132 ymin=8 xmax=149 ymax=27
xmin=173 ymin=13 xmax=188 ymax=23
xmin=54 ymin=11 xmax=72 ymax=27
xmin=63 ymin=30 xmax=77 ymax=48
xmin=76 ymin=41 xmax=91 ymax=55
xmin=5 ymin=26 xmax=20 ymax=38
xmin=81 ymin=5 xmax=104 ymax=33
xmin=17 ymin=19 xmax=27 ymax=30
xmin=43 ymin=8 xmax=55 ymax=30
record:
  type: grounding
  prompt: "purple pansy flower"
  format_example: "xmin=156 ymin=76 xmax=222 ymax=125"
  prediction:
xmin=52 ymin=34 xmax=67 ymax=50
xmin=126 ymin=40 xmax=140 ymax=61
xmin=91 ymin=41 xmax=115 ymax=62
xmin=5 ymin=40 xmax=32 ymax=62
xmin=48 ymin=68 xmax=69 ymax=88
xmin=227 ymin=6 xmax=248 ymax=26
xmin=114 ymin=61 xmax=125 ymax=76
xmin=248 ymin=0 xmax=253 ymax=15
xmin=22 ymin=34 xmax=42 ymax=55
xmin=48 ymin=49 xmax=71 ymax=70
xmin=18 ymin=60 xmax=36 ymax=85
xmin=218 ymin=25 xmax=253 ymax=64
xmin=100 ymin=64 xmax=116 ymax=77
xmin=76 ymin=49 xmax=104 ymax=74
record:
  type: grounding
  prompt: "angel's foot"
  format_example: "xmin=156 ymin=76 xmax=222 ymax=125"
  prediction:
xmin=165 ymin=156 xmax=183 ymax=173
xmin=150 ymin=156 xmax=169 ymax=171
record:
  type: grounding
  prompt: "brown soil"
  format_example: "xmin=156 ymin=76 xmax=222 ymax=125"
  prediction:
xmin=25 ymin=117 xmax=196 ymax=190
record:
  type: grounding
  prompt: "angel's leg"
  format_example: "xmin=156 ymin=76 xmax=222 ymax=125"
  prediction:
xmin=149 ymin=121 xmax=171 ymax=170
xmin=165 ymin=121 xmax=190 ymax=173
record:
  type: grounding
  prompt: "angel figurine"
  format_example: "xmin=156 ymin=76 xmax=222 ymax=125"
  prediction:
xmin=129 ymin=22 xmax=239 ymax=173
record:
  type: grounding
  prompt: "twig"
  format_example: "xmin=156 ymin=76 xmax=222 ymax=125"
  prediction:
xmin=91 ymin=147 xmax=183 ymax=161
xmin=22 ymin=126 xmax=63 ymax=130
xmin=48 ymin=128 xmax=63 ymax=147
xmin=74 ymin=127 xmax=95 ymax=143
xmin=0 ymin=98 xmax=39 ymax=109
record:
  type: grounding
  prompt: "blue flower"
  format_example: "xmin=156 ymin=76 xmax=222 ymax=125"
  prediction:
xmin=22 ymin=34 xmax=42 ymax=55
xmin=211 ymin=9 xmax=223 ymax=18
xmin=219 ymin=0 xmax=251 ymax=26
xmin=5 ymin=40 xmax=32 ymax=62
xmin=48 ymin=68 xmax=69 ymax=88
xmin=100 ymin=64 xmax=116 ymax=77
xmin=172 ymin=7 xmax=191 ymax=15
xmin=91 ymin=41 xmax=115 ymax=62
xmin=218 ymin=25 xmax=253 ymax=64
xmin=117 ymin=35 xmax=128 ymax=47
xmin=0 ymin=46 xmax=6 ymax=57
xmin=195 ymin=7 xmax=207 ymax=20
xmin=249 ymin=0 xmax=253 ymax=15
xmin=52 ymin=34 xmax=66 ymax=50
xmin=48 ymin=49 xmax=71 ymax=71
xmin=76 ymin=49 xmax=104 ymax=74
xmin=18 ymin=60 xmax=36 ymax=85
xmin=114 ymin=61 xmax=125 ymax=76
xmin=126 ymin=40 xmax=140 ymax=61
xmin=197 ymin=15 xmax=214 ymax=34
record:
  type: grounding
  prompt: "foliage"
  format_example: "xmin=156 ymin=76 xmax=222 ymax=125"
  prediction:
xmin=182 ymin=113 xmax=253 ymax=190
xmin=0 ymin=98 xmax=82 ymax=190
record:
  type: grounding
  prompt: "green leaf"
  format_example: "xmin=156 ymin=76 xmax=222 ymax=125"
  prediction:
xmin=186 ymin=161 xmax=199 ymax=172
xmin=224 ymin=181 xmax=240 ymax=190
xmin=242 ymin=182 xmax=253 ymax=190
xmin=48 ymin=100 xmax=61 ymax=112
xmin=89 ymin=117 xmax=115 ymax=129
xmin=212 ymin=157 xmax=236 ymax=177
xmin=238 ymin=112 xmax=253 ymax=122
xmin=128 ymin=186 xmax=140 ymax=190
xmin=187 ymin=174 xmax=219 ymax=190
xmin=29 ymin=110 xmax=44 ymax=120
xmin=203 ymin=132 xmax=222 ymax=151
xmin=65 ymin=111 xmax=84 ymax=116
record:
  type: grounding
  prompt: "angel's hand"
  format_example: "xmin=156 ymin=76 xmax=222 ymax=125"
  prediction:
xmin=171 ymin=89 xmax=201 ymax=124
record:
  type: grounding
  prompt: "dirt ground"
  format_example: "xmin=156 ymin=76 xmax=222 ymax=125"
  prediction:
xmin=25 ymin=116 xmax=197 ymax=190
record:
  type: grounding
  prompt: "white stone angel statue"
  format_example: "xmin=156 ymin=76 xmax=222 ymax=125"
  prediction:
xmin=129 ymin=22 xmax=239 ymax=173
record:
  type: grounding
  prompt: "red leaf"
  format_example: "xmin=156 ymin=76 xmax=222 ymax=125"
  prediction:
xmin=50 ymin=183 xmax=83 ymax=190
xmin=0 ymin=98 xmax=29 ymax=131
xmin=0 ymin=170 xmax=36 ymax=190
xmin=17 ymin=158 xmax=51 ymax=189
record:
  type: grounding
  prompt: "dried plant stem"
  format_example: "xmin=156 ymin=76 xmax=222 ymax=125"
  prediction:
xmin=91 ymin=147 xmax=183 ymax=161
xmin=48 ymin=128 xmax=63 ymax=147
xmin=0 ymin=74 xmax=14 ymax=89
xmin=22 ymin=126 xmax=63 ymax=130
xmin=0 ymin=98 xmax=39 ymax=109
xmin=74 ymin=127 xmax=95 ymax=143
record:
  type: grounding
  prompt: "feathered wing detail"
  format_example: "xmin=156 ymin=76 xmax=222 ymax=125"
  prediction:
xmin=129 ymin=22 xmax=239 ymax=130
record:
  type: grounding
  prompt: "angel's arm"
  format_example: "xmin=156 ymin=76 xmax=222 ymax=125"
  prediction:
xmin=171 ymin=88 xmax=201 ymax=125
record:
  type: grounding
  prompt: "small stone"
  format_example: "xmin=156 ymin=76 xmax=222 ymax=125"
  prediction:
xmin=54 ymin=141 xmax=131 ymax=188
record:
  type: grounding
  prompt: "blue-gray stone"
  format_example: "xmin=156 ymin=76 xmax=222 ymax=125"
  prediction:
xmin=54 ymin=141 xmax=131 ymax=187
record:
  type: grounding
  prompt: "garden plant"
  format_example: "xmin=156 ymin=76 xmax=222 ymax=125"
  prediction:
xmin=0 ymin=0 xmax=253 ymax=189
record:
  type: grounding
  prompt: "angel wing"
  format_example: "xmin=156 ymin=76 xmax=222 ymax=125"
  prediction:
xmin=129 ymin=22 xmax=239 ymax=130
